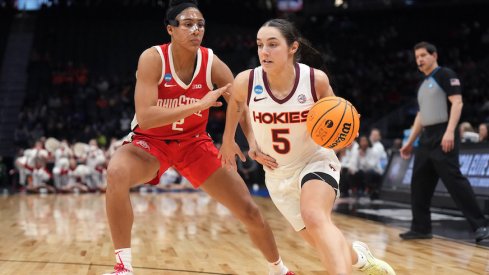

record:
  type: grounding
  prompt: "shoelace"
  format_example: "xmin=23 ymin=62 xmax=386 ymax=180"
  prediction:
xmin=113 ymin=263 xmax=129 ymax=273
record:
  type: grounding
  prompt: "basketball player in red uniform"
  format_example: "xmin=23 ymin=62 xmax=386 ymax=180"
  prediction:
xmin=103 ymin=1 xmax=293 ymax=274
xmin=219 ymin=19 xmax=395 ymax=275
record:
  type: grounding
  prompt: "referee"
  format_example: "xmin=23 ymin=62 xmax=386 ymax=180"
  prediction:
xmin=399 ymin=41 xmax=489 ymax=242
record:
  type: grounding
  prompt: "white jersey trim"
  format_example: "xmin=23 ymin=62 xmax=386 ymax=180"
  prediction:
xmin=130 ymin=116 xmax=137 ymax=131
xmin=153 ymin=45 xmax=165 ymax=85
xmin=168 ymin=43 xmax=202 ymax=89
xmin=206 ymin=49 xmax=214 ymax=90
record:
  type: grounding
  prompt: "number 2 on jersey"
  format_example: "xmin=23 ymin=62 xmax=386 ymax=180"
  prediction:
xmin=271 ymin=129 xmax=290 ymax=154
xmin=172 ymin=118 xmax=184 ymax=131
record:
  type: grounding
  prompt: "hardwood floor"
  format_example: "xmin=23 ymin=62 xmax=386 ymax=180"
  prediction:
xmin=0 ymin=192 xmax=487 ymax=274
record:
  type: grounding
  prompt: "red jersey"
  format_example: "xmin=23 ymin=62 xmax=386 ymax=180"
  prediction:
xmin=131 ymin=43 xmax=214 ymax=140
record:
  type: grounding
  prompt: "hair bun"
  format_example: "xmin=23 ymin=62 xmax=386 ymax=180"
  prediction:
xmin=169 ymin=0 xmax=198 ymax=8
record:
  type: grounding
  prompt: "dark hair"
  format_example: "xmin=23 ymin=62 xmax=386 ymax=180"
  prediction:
xmin=359 ymin=135 xmax=372 ymax=148
xmin=414 ymin=41 xmax=437 ymax=54
xmin=165 ymin=0 xmax=199 ymax=26
xmin=261 ymin=18 xmax=326 ymax=71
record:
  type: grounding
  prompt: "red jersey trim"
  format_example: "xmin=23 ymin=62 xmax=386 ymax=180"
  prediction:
xmin=310 ymin=67 xmax=318 ymax=102
xmin=247 ymin=69 xmax=254 ymax=106
xmin=263 ymin=63 xmax=300 ymax=104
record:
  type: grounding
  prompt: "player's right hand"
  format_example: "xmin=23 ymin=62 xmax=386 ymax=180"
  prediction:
xmin=199 ymin=83 xmax=231 ymax=110
xmin=399 ymin=144 xmax=412 ymax=160
xmin=248 ymin=146 xmax=278 ymax=170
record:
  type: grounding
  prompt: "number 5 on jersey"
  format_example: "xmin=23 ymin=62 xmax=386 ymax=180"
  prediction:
xmin=271 ymin=129 xmax=290 ymax=154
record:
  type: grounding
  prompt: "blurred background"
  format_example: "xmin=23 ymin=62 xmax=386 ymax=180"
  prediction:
xmin=0 ymin=0 xmax=488 ymax=210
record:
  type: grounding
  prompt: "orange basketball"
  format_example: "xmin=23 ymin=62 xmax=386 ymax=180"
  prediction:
xmin=306 ymin=96 xmax=360 ymax=150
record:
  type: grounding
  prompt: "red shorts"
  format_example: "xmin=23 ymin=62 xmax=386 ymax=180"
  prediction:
xmin=129 ymin=133 xmax=221 ymax=188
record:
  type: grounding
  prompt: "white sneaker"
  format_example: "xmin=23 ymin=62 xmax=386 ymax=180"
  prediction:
xmin=353 ymin=241 xmax=396 ymax=275
xmin=102 ymin=263 xmax=134 ymax=275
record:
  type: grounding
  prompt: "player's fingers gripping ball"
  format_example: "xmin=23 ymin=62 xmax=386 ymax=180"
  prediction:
xmin=306 ymin=96 xmax=360 ymax=151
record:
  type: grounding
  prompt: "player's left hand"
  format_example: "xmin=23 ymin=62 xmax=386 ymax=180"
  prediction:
xmin=199 ymin=83 xmax=231 ymax=110
xmin=218 ymin=140 xmax=245 ymax=172
xmin=441 ymin=131 xmax=455 ymax=152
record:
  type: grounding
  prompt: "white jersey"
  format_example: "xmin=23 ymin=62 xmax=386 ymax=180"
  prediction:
xmin=54 ymin=146 xmax=73 ymax=167
xmin=248 ymin=63 xmax=329 ymax=176
xmin=24 ymin=148 xmax=49 ymax=168
xmin=86 ymin=146 xmax=106 ymax=169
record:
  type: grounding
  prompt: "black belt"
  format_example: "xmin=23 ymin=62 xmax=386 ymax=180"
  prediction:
xmin=423 ymin=122 xmax=448 ymax=132
xmin=163 ymin=133 xmax=206 ymax=144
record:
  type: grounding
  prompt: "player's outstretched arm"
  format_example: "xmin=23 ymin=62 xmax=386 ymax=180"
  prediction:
xmin=219 ymin=70 xmax=251 ymax=171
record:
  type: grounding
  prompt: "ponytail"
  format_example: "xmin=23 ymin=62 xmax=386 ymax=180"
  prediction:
xmin=297 ymin=37 xmax=327 ymax=72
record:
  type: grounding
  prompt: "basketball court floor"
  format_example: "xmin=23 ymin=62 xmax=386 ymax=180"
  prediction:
xmin=0 ymin=189 xmax=487 ymax=274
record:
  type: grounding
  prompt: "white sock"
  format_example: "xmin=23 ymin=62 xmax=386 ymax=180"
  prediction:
xmin=115 ymin=248 xmax=133 ymax=270
xmin=268 ymin=257 xmax=289 ymax=275
xmin=352 ymin=246 xmax=367 ymax=269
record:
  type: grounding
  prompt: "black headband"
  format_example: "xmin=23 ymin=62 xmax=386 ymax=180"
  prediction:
xmin=165 ymin=3 xmax=198 ymax=25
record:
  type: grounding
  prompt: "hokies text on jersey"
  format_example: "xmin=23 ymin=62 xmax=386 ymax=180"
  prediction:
xmin=252 ymin=110 xmax=309 ymax=124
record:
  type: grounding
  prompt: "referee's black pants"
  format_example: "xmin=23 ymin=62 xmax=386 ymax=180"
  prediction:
xmin=410 ymin=123 xmax=487 ymax=233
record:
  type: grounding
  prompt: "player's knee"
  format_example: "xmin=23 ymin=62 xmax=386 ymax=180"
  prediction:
xmin=106 ymin=164 xmax=130 ymax=191
xmin=301 ymin=208 xmax=328 ymax=230
xmin=238 ymin=201 xmax=265 ymax=227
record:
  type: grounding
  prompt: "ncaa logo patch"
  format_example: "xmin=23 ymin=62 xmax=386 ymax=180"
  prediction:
xmin=297 ymin=94 xmax=306 ymax=103
xmin=254 ymin=85 xmax=264 ymax=94
xmin=164 ymin=73 xmax=172 ymax=82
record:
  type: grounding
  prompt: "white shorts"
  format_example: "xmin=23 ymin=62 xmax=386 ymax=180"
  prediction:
xmin=264 ymin=148 xmax=341 ymax=231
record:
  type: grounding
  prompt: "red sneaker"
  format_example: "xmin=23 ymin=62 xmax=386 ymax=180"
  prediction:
xmin=102 ymin=262 xmax=133 ymax=275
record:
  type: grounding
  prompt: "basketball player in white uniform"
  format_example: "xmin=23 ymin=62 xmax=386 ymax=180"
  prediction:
xmin=85 ymin=139 xmax=107 ymax=191
xmin=219 ymin=19 xmax=395 ymax=275
xmin=16 ymin=140 xmax=49 ymax=187
xmin=52 ymin=140 xmax=73 ymax=190
xmin=30 ymin=158 xmax=54 ymax=193
xmin=246 ymin=62 xmax=344 ymax=227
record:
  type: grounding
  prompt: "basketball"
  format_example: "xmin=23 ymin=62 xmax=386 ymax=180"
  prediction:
xmin=306 ymin=96 xmax=360 ymax=150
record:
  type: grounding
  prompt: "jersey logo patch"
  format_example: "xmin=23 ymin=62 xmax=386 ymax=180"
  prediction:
xmin=164 ymin=73 xmax=172 ymax=82
xmin=136 ymin=140 xmax=150 ymax=150
xmin=297 ymin=94 xmax=306 ymax=103
xmin=450 ymin=78 xmax=460 ymax=86
xmin=254 ymin=85 xmax=264 ymax=94
xmin=164 ymin=83 xmax=176 ymax=88
xmin=329 ymin=164 xmax=336 ymax=172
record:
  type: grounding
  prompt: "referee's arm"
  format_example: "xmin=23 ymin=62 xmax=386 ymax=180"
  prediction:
xmin=400 ymin=112 xmax=423 ymax=159
xmin=437 ymin=68 xmax=463 ymax=152
xmin=442 ymin=94 xmax=463 ymax=152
